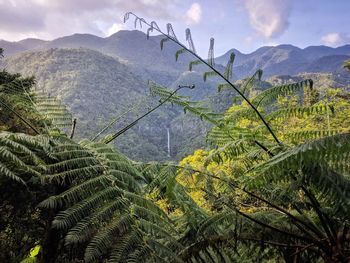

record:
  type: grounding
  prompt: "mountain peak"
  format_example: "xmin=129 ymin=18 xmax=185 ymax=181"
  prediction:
xmin=275 ymin=44 xmax=300 ymax=51
xmin=107 ymin=30 xmax=146 ymax=39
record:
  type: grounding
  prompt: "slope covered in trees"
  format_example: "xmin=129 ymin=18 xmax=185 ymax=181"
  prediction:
xmin=1 ymin=15 xmax=350 ymax=262
xmin=2 ymin=46 xmax=350 ymax=163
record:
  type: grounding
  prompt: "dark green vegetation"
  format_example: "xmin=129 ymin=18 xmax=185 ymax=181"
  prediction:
xmin=1 ymin=30 xmax=350 ymax=162
xmin=1 ymin=14 xmax=350 ymax=262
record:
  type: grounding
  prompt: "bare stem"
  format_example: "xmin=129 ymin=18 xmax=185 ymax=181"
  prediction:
xmin=125 ymin=12 xmax=280 ymax=145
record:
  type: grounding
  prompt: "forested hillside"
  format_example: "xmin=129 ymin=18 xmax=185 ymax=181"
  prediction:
xmin=1 ymin=9 xmax=350 ymax=262
xmin=1 ymin=30 xmax=350 ymax=162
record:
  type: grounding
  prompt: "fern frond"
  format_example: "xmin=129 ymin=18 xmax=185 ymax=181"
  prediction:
xmin=52 ymin=187 xmax=123 ymax=230
xmin=65 ymin=197 xmax=130 ymax=245
xmin=197 ymin=211 xmax=236 ymax=236
xmin=35 ymin=94 xmax=72 ymax=129
xmin=285 ymin=130 xmax=340 ymax=143
xmin=0 ymin=132 xmax=48 ymax=184
xmin=250 ymin=133 xmax=350 ymax=213
xmin=109 ymin=230 xmax=143 ymax=263
xmin=185 ymin=28 xmax=196 ymax=54
xmin=223 ymin=52 xmax=235 ymax=80
xmin=207 ymin=38 xmax=215 ymax=66
xmin=166 ymin=23 xmax=178 ymax=40
xmin=84 ymin=214 xmax=135 ymax=262
xmin=149 ymin=81 xmax=221 ymax=126
xmin=160 ymin=37 xmax=169 ymax=50
xmin=109 ymin=169 xmax=142 ymax=192
xmin=252 ymin=79 xmax=313 ymax=107
xmin=205 ymin=139 xmax=253 ymax=164
xmin=45 ymin=164 xmax=104 ymax=185
xmin=240 ymin=69 xmax=263 ymax=97
xmin=0 ymin=162 xmax=26 ymax=184
xmin=189 ymin=59 xmax=203 ymax=71
xmin=203 ymin=71 xmax=219 ymax=82
xmin=267 ymin=104 xmax=334 ymax=121
xmin=224 ymin=107 xmax=257 ymax=123
xmin=175 ymin=48 xmax=187 ymax=61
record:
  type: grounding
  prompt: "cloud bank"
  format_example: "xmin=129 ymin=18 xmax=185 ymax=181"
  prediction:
xmin=0 ymin=0 xmax=177 ymax=40
xmin=244 ymin=0 xmax=291 ymax=39
xmin=321 ymin=33 xmax=350 ymax=47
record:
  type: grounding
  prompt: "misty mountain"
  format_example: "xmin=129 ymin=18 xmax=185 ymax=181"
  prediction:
xmin=216 ymin=44 xmax=350 ymax=78
xmin=3 ymin=30 xmax=350 ymax=80
xmin=0 ymin=47 xmax=230 ymax=162
xmin=0 ymin=48 xmax=176 ymax=161
xmin=1 ymin=30 xmax=350 ymax=161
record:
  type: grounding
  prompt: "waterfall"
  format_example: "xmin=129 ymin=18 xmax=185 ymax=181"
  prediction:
xmin=166 ymin=127 xmax=171 ymax=157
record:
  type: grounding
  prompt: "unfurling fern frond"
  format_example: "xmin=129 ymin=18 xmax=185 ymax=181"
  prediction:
xmin=123 ymin=12 xmax=131 ymax=23
xmin=166 ymin=23 xmax=178 ymax=40
xmin=146 ymin=26 xmax=153 ymax=39
xmin=123 ymin=12 xmax=281 ymax=144
xmin=223 ymin=52 xmax=235 ymax=80
xmin=207 ymin=38 xmax=215 ymax=66
xmin=185 ymin=28 xmax=196 ymax=54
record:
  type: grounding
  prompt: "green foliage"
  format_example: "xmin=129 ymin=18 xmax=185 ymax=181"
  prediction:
xmin=122 ymin=14 xmax=350 ymax=260
xmin=0 ymin=70 xmax=45 ymax=134
xmin=1 ymin=13 xmax=350 ymax=263
xmin=344 ymin=60 xmax=350 ymax=71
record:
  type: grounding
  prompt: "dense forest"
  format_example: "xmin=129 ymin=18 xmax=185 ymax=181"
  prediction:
xmin=1 ymin=12 xmax=350 ymax=263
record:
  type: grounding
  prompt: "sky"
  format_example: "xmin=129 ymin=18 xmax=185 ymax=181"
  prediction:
xmin=0 ymin=0 xmax=349 ymax=56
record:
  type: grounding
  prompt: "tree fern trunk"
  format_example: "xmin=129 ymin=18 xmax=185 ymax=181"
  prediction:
xmin=40 ymin=211 xmax=61 ymax=263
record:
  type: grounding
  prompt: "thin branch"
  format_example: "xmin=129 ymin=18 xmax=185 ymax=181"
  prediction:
xmin=202 ymin=188 xmax=315 ymax=243
xmin=70 ymin=118 xmax=77 ymax=139
xmin=124 ymin=12 xmax=281 ymax=145
xmin=90 ymin=95 xmax=152 ymax=141
xmin=150 ymin=163 xmax=324 ymax=241
xmin=105 ymin=85 xmax=195 ymax=144
xmin=0 ymin=99 xmax=40 ymax=134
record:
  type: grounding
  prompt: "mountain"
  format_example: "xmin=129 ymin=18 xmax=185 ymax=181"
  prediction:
xmin=1 ymin=30 xmax=350 ymax=161
xmin=1 ymin=48 xmax=176 ymax=161
xmin=0 ymin=47 xmax=229 ymax=162
xmin=3 ymin=30 xmax=350 ymax=80
xmin=0 ymin=40 xmax=27 ymax=56
xmin=216 ymin=44 xmax=350 ymax=78
xmin=1 ymin=31 xmax=194 ymax=85
xmin=302 ymin=55 xmax=350 ymax=73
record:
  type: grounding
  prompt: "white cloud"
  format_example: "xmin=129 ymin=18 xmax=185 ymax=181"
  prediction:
xmin=185 ymin=3 xmax=202 ymax=25
xmin=107 ymin=23 xmax=126 ymax=36
xmin=0 ymin=0 xmax=178 ymax=41
xmin=245 ymin=36 xmax=253 ymax=45
xmin=244 ymin=0 xmax=291 ymax=39
xmin=321 ymin=32 xmax=350 ymax=46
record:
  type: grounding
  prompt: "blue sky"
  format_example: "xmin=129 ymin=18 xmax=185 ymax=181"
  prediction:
xmin=0 ymin=0 xmax=349 ymax=56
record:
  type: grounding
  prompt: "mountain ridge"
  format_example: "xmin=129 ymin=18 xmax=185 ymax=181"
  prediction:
xmin=1 ymin=30 xmax=350 ymax=161
xmin=2 ymin=30 xmax=350 ymax=79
